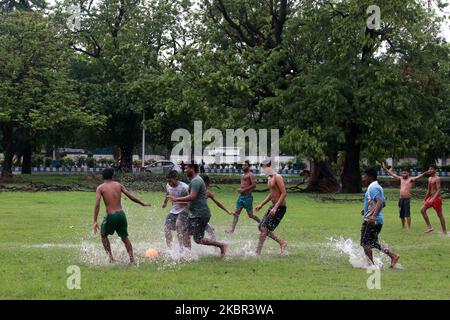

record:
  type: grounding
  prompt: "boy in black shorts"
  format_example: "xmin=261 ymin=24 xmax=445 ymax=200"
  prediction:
xmin=361 ymin=168 xmax=400 ymax=268
xmin=255 ymin=160 xmax=288 ymax=255
xmin=169 ymin=162 xmax=228 ymax=257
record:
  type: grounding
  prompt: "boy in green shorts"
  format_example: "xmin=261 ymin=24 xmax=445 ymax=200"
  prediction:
xmin=93 ymin=168 xmax=150 ymax=264
xmin=226 ymin=160 xmax=260 ymax=234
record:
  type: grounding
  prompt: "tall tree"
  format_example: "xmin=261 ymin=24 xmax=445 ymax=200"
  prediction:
xmin=181 ymin=0 xmax=449 ymax=193
xmin=281 ymin=0 xmax=449 ymax=192
xmin=56 ymin=0 xmax=192 ymax=170
xmin=0 ymin=0 xmax=46 ymax=12
xmin=0 ymin=11 xmax=102 ymax=177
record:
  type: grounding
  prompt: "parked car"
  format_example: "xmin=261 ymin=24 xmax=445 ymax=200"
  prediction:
xmin=144 ymin=160 xmax=182 ymax=174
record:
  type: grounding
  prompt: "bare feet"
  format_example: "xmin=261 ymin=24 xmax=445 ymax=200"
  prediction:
xmin=225 ymin=228 xmax=234 ymax=234
xmin=424 ymin=227 xmax=434 ymax=234
xmin=220 ymin=244 xmax=228 ymax=257
xmin=280 ymin=241 xmax=288 ymax=255
xmin=390 ymin=255 xmax=400 ymax=268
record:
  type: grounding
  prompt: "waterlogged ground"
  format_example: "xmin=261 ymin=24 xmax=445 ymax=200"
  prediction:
xmin=0 ymin=186 xmax=449 ymax=299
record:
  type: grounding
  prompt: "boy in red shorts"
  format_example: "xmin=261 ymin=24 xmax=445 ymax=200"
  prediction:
xmin=421 ymin=164 xmax=447 ymax=234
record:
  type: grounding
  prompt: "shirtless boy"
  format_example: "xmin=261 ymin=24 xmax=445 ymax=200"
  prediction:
xmin=255 ymin=160 xmax=288 ymax=255
xmin=382 ymin=163 xmax=430 ymax=229
xmin=421 ymin=165 xmax=447 ymax=234
xmin=226 ymin=160 xmax=260 ymax=234
xmin=93 ymin=168 xmax=150 ymax=264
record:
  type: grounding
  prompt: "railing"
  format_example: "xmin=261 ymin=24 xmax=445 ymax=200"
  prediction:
xmin=203 ymin=168 xmax=301 ymax=175
xmin=4 ymin=167 xmax=448 ymax=176
xmin=2 ymin=166 xmax=302 ymax=175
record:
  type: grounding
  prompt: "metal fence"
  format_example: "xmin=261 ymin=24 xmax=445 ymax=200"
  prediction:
xmin=2 ymin=167 xmax=449 ymax=177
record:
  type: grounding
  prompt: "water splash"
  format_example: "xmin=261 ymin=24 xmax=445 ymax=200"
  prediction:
xmin=327 ymin=236 xmax=396 ymax=269
xmin=17 ymin=202 xmax=287 ymax=268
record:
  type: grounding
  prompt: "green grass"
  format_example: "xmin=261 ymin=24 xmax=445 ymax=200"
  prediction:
xmin=0 ymin=186 xmax=449 ymax=299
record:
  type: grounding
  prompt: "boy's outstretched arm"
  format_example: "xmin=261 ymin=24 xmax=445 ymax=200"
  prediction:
xmin=93 ymin=187 xmax=102 ymax=234
xmin=208 ymin=191 xmax=233 ymax=215
xmin=121 ymin=185 xmax=151 ymax=207
xmin=411 ymin=170 xmax=430 ymax=183
xmin=382 ymin=162 xmax=401 ymax=180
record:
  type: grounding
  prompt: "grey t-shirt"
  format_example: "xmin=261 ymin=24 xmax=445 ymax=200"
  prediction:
xmin=188 ymin=175 xmax=211 ymax=219
xmin=166 ymin=181 xmax=189 ymax=215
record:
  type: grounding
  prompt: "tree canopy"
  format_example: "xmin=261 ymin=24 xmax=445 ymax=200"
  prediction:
xmin=1 ymin=0 xmax=448 ymax=192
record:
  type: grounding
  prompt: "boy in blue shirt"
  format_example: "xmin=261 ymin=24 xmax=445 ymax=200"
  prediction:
xmin=361 ymin=168 xmax=400 ymax=268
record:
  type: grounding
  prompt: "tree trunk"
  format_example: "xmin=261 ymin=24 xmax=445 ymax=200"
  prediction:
xmin=1 ymin=125 xmax=14 ymax=179
xmin=120 ymin=144 xmax=134 ymax=172
xmin=21 ymin=142 xmax=33 ymax=174
xmin=306 ymin=160 xmax=340 ymax=193
xmin=112 ymin=113 xmax=140 ymax=172
xmin=341 ymin=124 xmax=362 ymax=193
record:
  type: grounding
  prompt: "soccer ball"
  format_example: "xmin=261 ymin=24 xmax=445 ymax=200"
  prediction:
xmin=144 ymin=248 xmax=159 ymax=259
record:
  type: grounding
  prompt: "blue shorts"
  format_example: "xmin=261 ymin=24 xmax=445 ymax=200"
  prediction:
xmin=236 ymin=194 xmax=253 ymax=213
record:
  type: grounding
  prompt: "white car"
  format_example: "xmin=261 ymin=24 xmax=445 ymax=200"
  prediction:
xmin=144 ymin=160 xmax=182 ymax=174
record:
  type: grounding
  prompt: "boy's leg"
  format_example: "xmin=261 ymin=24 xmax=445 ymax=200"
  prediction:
xmin=363 ymin=245 xmax=374 ymax=265
xmin=361 ymin=222 xmax=375 ymax=265
xmin=196 ymin=238 xmax=228 ymax=257
xmin=405 ymin=199 xmax=411 ymax=229
xmin=399 ymin=199 xmax=406 ymax=229
xmin=101 ymin=235 xmax=114 ymax=263
xmin=182 ymin=218 xmax=193 ymax=250
xmin=176 ymin=214 xmax=189 ymax=250
xmin=226 ymin=207 xmax=243 ymax=234
xmin=256 ymin=227 xmax=268 ymax=256
xmin=371 ymin=225 xmax=400 ymax=268
xmin=115 ymin=211 xmax=133 ymax=263
xmin=205 ymin=223 xmax=216 ymax=240
xmin=421 ymin=205 xmax=434 ymax=233
xmin=247 ymin=209 xmax=261 ymax=223
xmin=165 ymin=225 xmax=173 ymax=248
xmin=373 ymin=241 xmax=400 ymax=267
xmin=258 ymin=206 xmax=287 ymax=254
xmin=121 ymin=237 xmax=134 ymax=264
xmin=436 ymin=211 xmax=447 ymax=234
xmin=267 ymin=230 xmax=288 ymax=254
xmin=375 ymin=242 xmax=400 ymax=268
xmin=382 ymin=246 xmax=400 ymax=268
xmin=165 ymin=214 xmax=177 ymax=248
xmin=193 ymin=218 xmax=227 ymax=257
xmin=182 ymin=231 xmax=192 ymax=249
